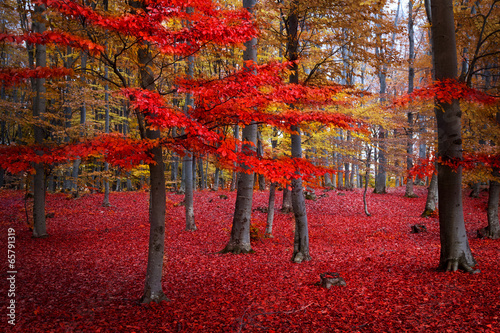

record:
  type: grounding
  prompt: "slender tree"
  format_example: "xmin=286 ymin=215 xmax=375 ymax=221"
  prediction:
xmin=32 ymin=4 xmax=48 ymax=238
xmin=220 ymin=0 xmax=258 ymax=254
xmin=286 ymin=0 xmax=310 ymax=263
xmin=404 ymin=0 xmax=417 ymax=198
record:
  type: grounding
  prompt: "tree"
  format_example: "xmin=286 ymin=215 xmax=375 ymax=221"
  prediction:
xmin=430 ymin=0 xmax=477 ymax=272
xmin=32 ymin=3 xmax=48 ymax=238
xmin=220 ymin=0 xmax=258 ymax=254
xmin=286 ymin=0 xmax=311 ymax=263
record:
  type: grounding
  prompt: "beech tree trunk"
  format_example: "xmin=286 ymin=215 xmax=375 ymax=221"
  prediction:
xmin=182 ymin=135 xmax=195 ymax=232
xmin=431 ymin=0 xmax=476 ymax=272
xmin=266 ymin=182 xmax=276 ymax=236
xmin=32 ymin=4 xmax=48 ymax=238
xmin=422 ymin=171 xmax=438 ymax=217
xmin=374 ymin=127 xmax=387 ymax=194
xmin=478 ymin=169 xmax=500 ymax=239
xmin=131 ymin=1 xmax=168 ymax=303
xmin=287 ymin=0 xmax=310 ymax=263
xmin=183 ymin=19 xmax=196 ymax=230
xmin=281 ymin=185 xmax=293 ymax=212
xmin=405 ymin=0 xmax=417 ymax=198
xmin=230 ymin=125 xmax=239 ymax=191
xmin=220 ymin=0 xmax=257 ymax=254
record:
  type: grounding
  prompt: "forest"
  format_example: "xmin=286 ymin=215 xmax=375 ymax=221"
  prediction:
xmin=0 ymin=0 xmax=499 ymax=331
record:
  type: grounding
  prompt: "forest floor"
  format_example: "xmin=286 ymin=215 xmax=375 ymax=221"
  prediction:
xmin=1 ymin=186 xmax=499 ymax=332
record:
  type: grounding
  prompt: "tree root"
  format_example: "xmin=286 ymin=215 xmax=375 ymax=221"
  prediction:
xmin=441 ymin=259 xmax=480 ymax=274
xmin=421 ymin=209 xmax=437 ymax=218
xmin=477 ymin=226 xmax=500 ymax=240
xmin=291 ymin=251 xmax=311 ymax=263
xmin=140 ymin=291 xmax=169 ymax=304
xmin=218 ymin=245 xmax=254 ymax=255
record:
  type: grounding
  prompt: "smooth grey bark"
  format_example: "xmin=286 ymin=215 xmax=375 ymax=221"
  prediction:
xmin=422 ymin=171 xmax=438 ymax=217
xmin=220 ymin=120 xmax=257 ymax=253
xmin=281 ymin=186 xmax=293 ymax=212
xmin=213 ymin=167 xmax=220 ymax=191
xmin=32 ymin=4 xmax=48 ymax=238
xmin=257 ymin=128 xmax=266 ymax=190
xmin=287 ymin=0 xmax=310 ymax=263
xmin=363 ymin=147 xmax=372 ymax=216
xmin=405 ymin=0 xmax=417 ymax=198
xmin=70 ymin=53 xmax=88 ymax=194
xmin=374 ymin=127 xmax=387 ymax=194
xmin=130 ymin=1 xmax=168 ymax=303
xmin=102 ymin=66 xmax=111 ymax=207
xmin=431 ymin=0 xmax=477 ymax=272
xmin=182 ymin=35 xmax=196 ymax=231
xmin=266 ymin=182 xmax=276 ymax=236
xmin=265 ymin=128 xmax=279 ymax=236
xmin=230 ymin=125 xmax=239 ymax=191
xmin=220 ymin=0 xmax=257 ymax=254
xmin=478 ymin=169 xmax=500 ymax=239
xmin=198 ymin=156 xmax=206 ymax=190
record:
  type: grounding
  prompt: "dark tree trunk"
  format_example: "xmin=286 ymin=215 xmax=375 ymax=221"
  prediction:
xmin=422 ymin=171 xmax=438 ymax=217
xmin=431 ymin=0 xmax=476 ymax=272
xmin=374 ymin=127 xmax=387 ymax=194
xmin=131 ymin=0 xmax=168 ymax=303
xmin=266 ymin=182 xmax=276 ymax=236
xmin=32 ymin=4 xmax=48 ymax=238
xmin=363 ymin=148 xmax=372 ymax=216
xmin=220 ymin=122 xmax=256 ymax=253
xmin=230 ymin=125 xmax=239 ymax=191
xmin=183 ymin=44 xmax=196 ymax=231
xmin=469 ymin=182 xmax=480 ymax=198
xmin=405 ymin=0 xmax=417 ymax=198
xmin=257 ymin=128 xmax=266 ymax=190
xmin=281 ymin=186 xmax=293 ymax=213
xmin=287 ymin=0 xmax=310 ymax=263
xmin=220 ymin=0 xmax=257 ymax=254
xmin=102 ymin=66 xmax=111 ymax=206
xmin=265 ymin=128 xmax=278 ymax=236
xmin=478 ymin=169 xmax=500 ymax=239
xmin=213 ymin=167 xmax=220 ymax=191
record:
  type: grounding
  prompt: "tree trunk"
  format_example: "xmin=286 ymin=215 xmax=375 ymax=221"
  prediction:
xmin=405 ymin=0 xmax=417 ymax=198
xmin=422 ymin=171 xmax=438 ymax=217
xmin=102 ymin=66 xmax=111 ymax=207
xmin=281 ymin=186 xmax=293 ymax=213
xmin=265 ymin=182 xmax=276 ymax=236
xmin=374 ymin=127 xmax=387 ymax=194
xmin=469 ymin=182 xmax=480 ymax=198
xmin=220 ymin=0 xmax=257 ymax=254
xmin=230 ymin=125 xmax=239 ymax=191
xmin=183 ymin=34 xmax=196 ymax=231
xmin=220 ymin=122 xmax=256 ymax=253
xmin=32 ymin=4 xmax=48 ymax=238
xmin=478 ymin=169 xmax=500 ymax=239
xmin=287 ymin=0 xmax=310 ymax=263
xmin=131 ymin=0 xmax=168 ymax=303
xmin=363 ymin=148 xmax=372 ymax=216
xmin=431 ymin=0 xmax=477 ymax=272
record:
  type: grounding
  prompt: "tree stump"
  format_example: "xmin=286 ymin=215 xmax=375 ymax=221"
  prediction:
xmin=410 ymin=224 xmax=427 ymax=233
xmin=316 ymin=272 xmax=346 ymax=289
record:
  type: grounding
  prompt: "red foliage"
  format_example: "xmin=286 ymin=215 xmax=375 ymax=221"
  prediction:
xmin=36 ymin=0 xmax=257 ymax=55
xmin=393 ymin=78 xmax=498 ymax=106
xmin=1 ymin=187 xmax=498 ymax=332
xmin=0 ymin=67 xmax=73 ymax=86
xmin=0 ymin=31 xmax=104 ymax=55
xmin=0 ymin=134 xmax=156 ymax=174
